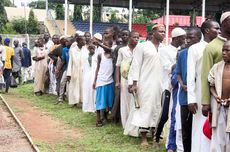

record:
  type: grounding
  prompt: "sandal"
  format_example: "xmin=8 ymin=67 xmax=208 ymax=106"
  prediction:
xmin=96 ymin=120 xmax=103 ymax=127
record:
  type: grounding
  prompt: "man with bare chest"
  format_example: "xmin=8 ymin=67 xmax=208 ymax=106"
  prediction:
xmin=208 ymin=40 xmax=230 ymax=151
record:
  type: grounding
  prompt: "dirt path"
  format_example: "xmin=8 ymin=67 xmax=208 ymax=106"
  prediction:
xmin=0 ymin=99 xmax=35 ymax=152
xmin=2 ymin=93 xmax=82 ymax=144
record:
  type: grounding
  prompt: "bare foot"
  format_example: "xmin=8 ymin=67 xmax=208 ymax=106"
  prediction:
xmin=152 ymin=142 xmax=160 ymax=148
xmin=141 ymin=139 xmax=149 ymax=148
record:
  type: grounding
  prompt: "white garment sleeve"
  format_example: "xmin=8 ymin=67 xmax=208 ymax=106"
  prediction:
xmin=66 ymin=48 xmax=73 ymax=77
xmin=159 ymin=48 xmax=173 ymax=75
xmin=130 ymin=43 xmax=143 ymax=81
xmin=187 ymin=47 xmax=197 ymax=104
xmin=1 ymin=46 xmax=6 ymax=61
xmin=208 ymin=65 xmax=216 ymax=87
xmin=116 ymin=48 xmax=123 ymax=66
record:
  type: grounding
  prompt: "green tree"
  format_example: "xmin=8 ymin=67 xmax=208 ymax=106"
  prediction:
xmin=109 ymin=10 xmax=122 ymax=23
xmin=55 ymin=4 xmax=64 ymax=20
xmin=83 ymin=5 xmax=101 ymax=22
xmin=29 ymin=0 xmax=56 ymax=9
xmin=27 ymin=9 xmax=40 ymax=34
xmin=73 ymin=5 xmax=83 ymax=21
xmin=11 ymin=17 xmax=28 ymax=34
xmin=133 ymin=9 xmax=162 ymax=24
xmin=0 ymin=1 xmax=8 ymax=32
xmin=94 ymin=5 xmax=101 ymax=22
xmin=3 ymin=0 xmax=14 ymax=7
xmin=2 ymin=23 xmax=18 ymax=34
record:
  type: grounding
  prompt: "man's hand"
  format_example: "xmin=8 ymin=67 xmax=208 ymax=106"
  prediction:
xmin=115 ymin=82 xmax=120 ymax=89
xmin=67 ymin=76 xmax=71 ymax=82
xmin=128 ymin=85 xmax=133 ymax=93
xmin=181 ymin=84 xmax=187 ymax=92
xmin=214 ymin=95 xmax=222 ymax=104
xmin=132 ymin=84 xmax=138 ymax=94
xmin=92 ymin=82 xmax=96 ymax=90
xmin=202 ymin=104 xmax=211 ymax=117
xmin=188 ymin=103 xmax=198 ymax=114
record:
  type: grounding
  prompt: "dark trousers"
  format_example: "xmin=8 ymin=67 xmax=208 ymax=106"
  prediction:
xmin=181 ymin=105 xmax=193 ymax=152
xmin=155 ymin=89 xmax=171 ymax=142
xmin=12 ymin=70 xmax=22 ymax=84
xmin=111 ymin=87 xmax=120 ymax=123
xmin=3 ymin=69 xmax=12 ymax=92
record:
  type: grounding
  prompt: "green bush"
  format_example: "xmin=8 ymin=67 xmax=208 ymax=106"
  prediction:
xmin=11 ymin=17 xmax=28 ymax=34
xmin=2 ymin=23 xmax=18 ymax=34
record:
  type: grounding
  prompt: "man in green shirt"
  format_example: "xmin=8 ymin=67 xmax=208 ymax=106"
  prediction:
xmin=201 ymin=12 xmax=230 ymax=116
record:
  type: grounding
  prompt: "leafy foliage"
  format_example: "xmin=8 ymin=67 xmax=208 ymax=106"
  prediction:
xmin=133 ymin=9 xmax=162 ymax=24
xmin=27 ymin=9 xmax=40 ymax=34
xmin=11 ymin=17 xmax=28 ymax=34
xmin=8 ymin=10 xmax=40 ymax=34
xmin=83 ymin=5 xmax=102 ymax=22
xmin=2 ymin=23 xmax=18 ymax=34
xmin=73 ymin=5 xmax=83 ymax=21
xmin=0 ymin=1 xmax=8 ymax=32
xmin=29 ymin=0 xmax=56 ymax=9
xmin=94 ymin=5 xmax=101 ymax=22
xmin=55 ymin=4 xmax=64 ymax=20
xmin=109 ymin=10 xmax=123 ymax=23
xmin=2 ymin=0 xmax=14 ymax=7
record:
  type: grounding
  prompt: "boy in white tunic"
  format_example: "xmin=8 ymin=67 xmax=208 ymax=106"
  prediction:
xmin=115 ymin=31 xmax=140 ymax=129
xmin=82 ymin=45 xmax=96 ymax=112
xmin=208 ymin=40 xmax=230 ymax=152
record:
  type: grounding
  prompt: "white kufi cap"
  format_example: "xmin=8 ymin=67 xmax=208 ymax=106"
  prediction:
xmin=220 ymin=11 xmax=230 ymax=24
xmin=59 ymin=35 xmax=67 ymax=40
xmin=93 ymin=33 xmax=102 ymax=41
xmin=76 ymin=31 xmax=85 ymax=36
xmin=171 ymin=27 xmax=186 ymax=38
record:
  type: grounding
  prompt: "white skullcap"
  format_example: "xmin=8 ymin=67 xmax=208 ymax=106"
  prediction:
xmin=93 ymin=33 xmax=102 ymax=41
xmin=171 ymin=27 xmax=186 ymax=38
xmin=59 ymin=35 xmax=67 ymax=40
xmin=78 ymin=31 xmax=85 ymax=36
xmin=220 ymin=11 xmax=230 ymax=24
xmin=76 ymin=30 xmax=82 ymax=34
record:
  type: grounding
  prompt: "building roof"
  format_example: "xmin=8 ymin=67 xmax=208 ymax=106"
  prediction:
xmin=151 ymin=15 xmax=203 ymax=27
xmin=48 ymin=0 xmax=230 ymax=11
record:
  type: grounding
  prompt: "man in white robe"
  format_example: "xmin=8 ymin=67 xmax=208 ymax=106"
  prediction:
xmin=82 ymin=45 xmax=96 ymax=112
xmin=130 ymin=24 xmax=165 ymax=147
xmin=157 ymin=28 xmax=186 ymax=148
xmin=67 ymin=33 xmax=87 ymax=105
xmin=187 ymin=20 xmax=220 ymax=152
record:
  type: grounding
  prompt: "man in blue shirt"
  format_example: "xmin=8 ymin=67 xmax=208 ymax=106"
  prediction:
xmin=176 ymin=27 xmax=201 ymax=152
xmin=56 ymin=37 xmax=73 ymax=104
xmin=21 ymin=42 xmax=32 ymax=83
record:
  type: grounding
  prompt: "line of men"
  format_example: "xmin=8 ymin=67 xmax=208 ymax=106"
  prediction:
xmin=0 ymin=36 xmax=32 ymax=92
xmin=1 ymin=11 xmax=229 ymax=152
xmin=137 ymin=12 xmax=230 ymax=152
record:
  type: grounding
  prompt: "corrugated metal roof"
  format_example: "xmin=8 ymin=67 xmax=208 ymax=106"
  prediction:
xmin=48 ymin=0 xmax=230 ymax=11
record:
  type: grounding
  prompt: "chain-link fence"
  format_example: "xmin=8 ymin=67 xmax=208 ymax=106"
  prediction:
xmin=0 ymin=34 xmax=41 ymax=50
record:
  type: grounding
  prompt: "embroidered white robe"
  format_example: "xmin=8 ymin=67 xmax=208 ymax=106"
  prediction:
xmin=130 ymin=41 xmax=162 ymax=128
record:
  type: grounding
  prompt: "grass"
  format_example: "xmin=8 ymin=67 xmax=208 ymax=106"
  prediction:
xmin=10 ymin=84 xmax=166 ymax=152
